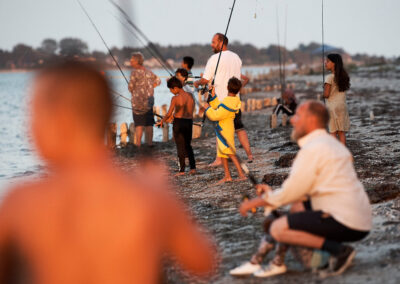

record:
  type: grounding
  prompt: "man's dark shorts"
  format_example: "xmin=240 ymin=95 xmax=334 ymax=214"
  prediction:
xmin=234 ymin=110 xmax=244 ymax=131
xmin=287 ymin=201 xmax=369 ymax=243
xmin=132 ymin=109 xmax=155 ymax=127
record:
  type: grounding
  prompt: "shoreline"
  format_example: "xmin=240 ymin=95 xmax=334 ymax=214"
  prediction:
xmin=113 ymin=73 xmax=400 ymax=282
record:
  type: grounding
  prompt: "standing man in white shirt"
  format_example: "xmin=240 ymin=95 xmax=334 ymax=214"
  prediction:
xmin=194 ymin=33 xmax=253 ymax=166
xmin=239 ymin=101 xmax=372 ymax=278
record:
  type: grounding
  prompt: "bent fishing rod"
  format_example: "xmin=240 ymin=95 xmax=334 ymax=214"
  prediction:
xmin=201 ymin=0 xmax=237 ymax=126
xmin=111 ymin=13 xmax=174 ymax=77
xmin=77 ymin=0 xmax=130 ymax=85
xmin=109 ymin=0 xmax=175 ymax=76
xmin=78 ymin=1 xmax=168 ymax=120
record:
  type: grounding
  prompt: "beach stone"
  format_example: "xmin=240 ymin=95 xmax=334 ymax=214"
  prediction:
xmin=370 ymin=110 xmax=375 ymax=121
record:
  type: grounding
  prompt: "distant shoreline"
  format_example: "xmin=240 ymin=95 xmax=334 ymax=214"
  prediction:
xmin=0 ymin=63 xmax=285 ymax=74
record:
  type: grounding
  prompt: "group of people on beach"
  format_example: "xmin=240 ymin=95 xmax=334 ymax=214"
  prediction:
xmin=0 ymin=32 xmax=371 ymax=283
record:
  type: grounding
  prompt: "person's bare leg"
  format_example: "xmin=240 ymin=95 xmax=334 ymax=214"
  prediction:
xmin=236 ymin=130 xmax=253 ymax=161
xmin=216 ymin=158 xmax=232 ymax=184
xmin=337 ymin=131 xmax=346 ymax=146
xmin=228 ymin=154 xmax=246 ymax=181
xmin=209 ymin=138 xmax=222 ymax=167
xmin=135 ymin=126 xmax=144 ymax=147
xmin=145 ymin=126 xmax=153 ymax=146
xmin=250 ymin=236 xmax=276 ymax=264
xmin=270 ymin=216 xmax=325 ymax=249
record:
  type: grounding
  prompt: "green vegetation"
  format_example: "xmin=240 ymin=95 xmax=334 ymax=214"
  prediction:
xmin=0 ymin=37 xmax=389 ymax=70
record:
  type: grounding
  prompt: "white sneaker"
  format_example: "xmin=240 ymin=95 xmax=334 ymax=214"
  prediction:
xmin=253 ymin=262 xmax=287 ymax=278
xmin=229 ymin=261 xmax=261 ymax=276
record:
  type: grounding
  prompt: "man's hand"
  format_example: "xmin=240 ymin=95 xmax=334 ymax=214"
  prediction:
xmin=155 ymin=120 xmax=164 ymax=128
xmin=194 ymin=80 xmax=200 ymax=89
xmin=255 ymin=184 xmax=272 ymax=196
xmin=239 ymin=196 xmax=269 ymax=217
xmin=239 ymin=200 xmax=253 ymax=217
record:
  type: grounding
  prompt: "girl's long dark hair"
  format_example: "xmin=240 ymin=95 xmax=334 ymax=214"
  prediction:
xmin=327 ymin=53 xmax=350 ymax=92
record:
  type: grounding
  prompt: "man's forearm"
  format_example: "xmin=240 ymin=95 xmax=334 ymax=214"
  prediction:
xmin=194 ymin=78 xmax=209 ymax=87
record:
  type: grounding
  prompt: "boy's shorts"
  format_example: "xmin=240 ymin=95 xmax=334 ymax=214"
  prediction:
xmin=234 ymin=110 xmax=244 ymax=131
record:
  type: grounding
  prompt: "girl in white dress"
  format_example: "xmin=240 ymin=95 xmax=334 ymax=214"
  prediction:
xmin=324 ymin=53 xmax=351 ymax=145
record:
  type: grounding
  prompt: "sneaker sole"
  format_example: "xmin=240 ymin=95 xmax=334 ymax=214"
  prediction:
xmin=253 ymin=268 xmax=287 ymax=278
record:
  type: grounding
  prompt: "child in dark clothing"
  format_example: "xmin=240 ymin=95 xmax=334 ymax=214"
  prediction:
xmin=156 ymin=77 xmax=196 ymax=176
xmin=273 ymin=89 xmax=297 ymax=116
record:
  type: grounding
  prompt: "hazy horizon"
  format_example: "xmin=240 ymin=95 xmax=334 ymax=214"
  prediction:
xmin=1 ymin=0 xmax=399 ymax=58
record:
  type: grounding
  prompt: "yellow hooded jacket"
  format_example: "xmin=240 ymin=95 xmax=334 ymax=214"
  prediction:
xmin=205 ymin=94 xmax=241 ymax=158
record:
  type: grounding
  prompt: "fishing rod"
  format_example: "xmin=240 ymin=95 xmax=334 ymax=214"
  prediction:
xmin=201 ymin=0 xmax=237 ymax=126
xmin=110 ymin=13 xmax=174 ymax=76
xmin=276 ymin=4 xmax=283 ymax=99
xmin=282 ymin=5 xmax=288 ymax=93
xmin=321 ymin=0 xmax=325 ymax=88
xmin=109 ymin=0 xmax=175 ymax=75
xmin=112 ymin=103 xmax=169 ymax=122
xmin=212 ymin=0 xmax=237 ymax=86
xmin=112 ymin=89 xmax=131 ymax=102
xmin=77 ymin=0 xmax=129 ymax=85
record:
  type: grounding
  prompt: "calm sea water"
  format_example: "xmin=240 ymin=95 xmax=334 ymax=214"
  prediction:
xmin=0 ymin=66 xmax=272 ymax=191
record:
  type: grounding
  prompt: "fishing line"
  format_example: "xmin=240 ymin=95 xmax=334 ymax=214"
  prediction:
xmin=282 ymin=4 xmax=288 ymax=92
xmin=109 ymin=0 xmax=175 ymax=76
xmin=110 ymin=13 xmax=174 ymax=76
xmin=322 ymin=0 xmax=325 ymax=87
xmin=276 ymin=4 xmax=283 ymax=99
xmin=77 ymin=0 xmax=129 ymax=85
xmin=212 ymin=0 xmax=237 ymax=86
xmin=201 ymin=0 xmax=237 ymax=126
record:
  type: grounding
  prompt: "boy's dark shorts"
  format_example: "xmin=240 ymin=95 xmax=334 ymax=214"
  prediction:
xmin=234 ymin=110 xmax=244 ymax=131
xmin=132 ymin=109 xmax=155 ymax=127
xmin=287 ymin=201 xmax=369 ymax=242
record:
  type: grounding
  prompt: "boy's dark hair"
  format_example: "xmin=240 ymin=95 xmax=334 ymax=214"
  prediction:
xmin=227 ymin=77 xmax=242 ymax=94
xmin=182 ymin=56 xmax=194 ymax=69
xmin=327 ymin=53 xmax=350 ymax=92
xmin=215 ymin=33 xmax=229 ymax=46
xmin=167 ymin=76 xmax=183 ymax=89
xmin=175 ymin=68 xmax=188 ymax=80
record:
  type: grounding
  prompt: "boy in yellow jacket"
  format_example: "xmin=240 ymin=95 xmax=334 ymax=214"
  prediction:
xmin=204 ymin=77 xmax=246 ymax=184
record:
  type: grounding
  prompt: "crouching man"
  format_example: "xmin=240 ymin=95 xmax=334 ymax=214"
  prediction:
xmin=239 ymin=101 xmax=371 ymax=278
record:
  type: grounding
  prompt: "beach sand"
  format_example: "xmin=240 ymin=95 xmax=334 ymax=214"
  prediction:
xmin=113 ymin=70 xmax=400 ymax=283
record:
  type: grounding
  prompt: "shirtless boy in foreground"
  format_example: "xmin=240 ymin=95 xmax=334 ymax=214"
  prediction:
xmin=0 ymin=62 xmax=216 ymax=284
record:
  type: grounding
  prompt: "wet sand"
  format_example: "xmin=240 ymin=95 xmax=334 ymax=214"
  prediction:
xmin=114 ymin=70 xmax=400 ymax=283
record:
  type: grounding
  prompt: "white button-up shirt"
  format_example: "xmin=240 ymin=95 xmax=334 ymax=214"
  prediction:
xmin=264 ymin=129 xmax=372 ymax=231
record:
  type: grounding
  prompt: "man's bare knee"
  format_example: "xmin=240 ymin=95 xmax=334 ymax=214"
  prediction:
xmin=269 ymin=217 xmax=288 ymax=242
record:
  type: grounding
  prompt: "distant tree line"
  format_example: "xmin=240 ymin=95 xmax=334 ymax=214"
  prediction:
xmin=0 ymin=37 xmax=393 ymax=70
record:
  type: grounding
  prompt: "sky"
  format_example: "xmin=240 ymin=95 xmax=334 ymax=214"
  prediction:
xmin=0 ymin=0 xmax=399 ymax=57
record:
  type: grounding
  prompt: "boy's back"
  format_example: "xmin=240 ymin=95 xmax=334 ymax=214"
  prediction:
xmin=173 ymin=91 xmax=195 ymax=119
xmin=0 ymin=157 xmax=214 ymax=284
xmin=0 ymin=62 xmax=215 ymax=284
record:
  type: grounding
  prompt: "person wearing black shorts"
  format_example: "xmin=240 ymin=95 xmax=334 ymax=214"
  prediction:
xmin=240 ymin=101 xmax=372 ymax=278
xmin=128 ymin=52 xmax=161 ymax=147
xmin=157 ymin=77 xmax=196 ymax=175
